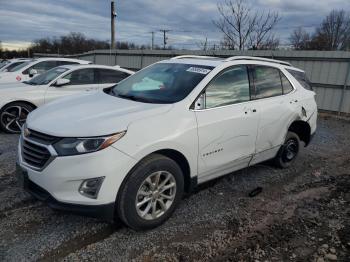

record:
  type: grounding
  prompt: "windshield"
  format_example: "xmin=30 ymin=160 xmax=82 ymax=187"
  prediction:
xmin=9 ymin=60 xmax=35 ymax=72
xmin=26 ymin=67 xmax=69 ymax=85
xmin=111 ymin=63 xmax=213 ymax=103
xmin=0 ymin=61 xmax=9 ymax=69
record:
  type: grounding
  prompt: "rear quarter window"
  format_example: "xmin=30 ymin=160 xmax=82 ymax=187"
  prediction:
xmin=287 ymin=69 xmax=313 ymax=91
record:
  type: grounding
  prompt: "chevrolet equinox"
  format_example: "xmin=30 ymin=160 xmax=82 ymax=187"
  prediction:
xmin=16 ymin=55 xmax=317 ymax=230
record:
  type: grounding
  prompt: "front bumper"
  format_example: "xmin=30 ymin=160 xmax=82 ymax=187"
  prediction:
xmin=17 ymin=165 xmax=115 ymax=221
xmin=17 ymin=137 xmax=137 ymax=213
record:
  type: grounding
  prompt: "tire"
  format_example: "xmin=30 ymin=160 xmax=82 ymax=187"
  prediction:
xmin=274 ymin=131 xmax=300 ymax=168
xmin=0 ymin=102 xmax=34 ymax=134
xmin=117 ymin=154 xmax=184 ymax=230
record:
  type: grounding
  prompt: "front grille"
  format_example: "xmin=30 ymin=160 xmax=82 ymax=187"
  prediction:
xmin=22 ymin=139 xmax=51 ymax=169
xmin=27 ymin=129 xmax=59 ymax=145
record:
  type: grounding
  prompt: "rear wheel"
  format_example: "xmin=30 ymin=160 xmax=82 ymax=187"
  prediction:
xmin=274 ymin=131 xmax=300 ymax=168
xmin=0 ymin=102 xmax=34 ymax=133
xmin=117 ymin=154 xmax=184 ymax=230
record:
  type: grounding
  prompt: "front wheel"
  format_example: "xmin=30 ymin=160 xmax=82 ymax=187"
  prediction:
xmin=117 ymin=154 xmax=184 ymax=230
xmin=0 ymin=103 xmax=34 ymax=134
xmin=274 ymin=131 xmax=300 ymax=168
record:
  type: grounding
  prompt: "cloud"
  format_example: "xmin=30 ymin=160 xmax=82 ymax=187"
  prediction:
xmin=1 ymin=0 xmax=350 ymax=50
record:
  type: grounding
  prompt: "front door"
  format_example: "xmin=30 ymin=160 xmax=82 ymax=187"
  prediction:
xmin=195 ymin=65 xmax=259 ymax=182
xmin=44 ymin=68 xmax=99 ymax=104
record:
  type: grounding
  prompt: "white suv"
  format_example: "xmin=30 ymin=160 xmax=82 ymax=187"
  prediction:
xmin=0 ymin=57 xmax=91 ymax=84
xmin=16 ymin=56 xmax=317 ymax=230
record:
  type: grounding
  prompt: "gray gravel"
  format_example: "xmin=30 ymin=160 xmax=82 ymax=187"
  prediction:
xmin=0 ymin=115 xmax=349 ymax=261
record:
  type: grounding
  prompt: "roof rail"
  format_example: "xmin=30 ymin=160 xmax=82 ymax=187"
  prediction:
xmin=171 ymin=55 xmax=219 ymax=60
xmin=224 ymin=56 xmax=291 ymax=66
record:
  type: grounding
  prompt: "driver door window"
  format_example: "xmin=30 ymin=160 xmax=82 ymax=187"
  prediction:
xmin=24 ymin=61 xmax=58 ymax=75
xmin=205 ymin=65 xmax=250 ymax=108
xmin=63 ymin=68 xmax=96 ymax=85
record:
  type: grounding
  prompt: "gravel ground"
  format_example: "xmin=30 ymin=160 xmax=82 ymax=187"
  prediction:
xmin=0 ymin=115 xmax=349 ymax=261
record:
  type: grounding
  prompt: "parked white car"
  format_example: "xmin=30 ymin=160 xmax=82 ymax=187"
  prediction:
xmin=0 ymin=58 xmax=30 ymax=72
xmin=0 ymin=57 xmax=91 ymax=84
xmin=17 ymin=56 xmax=317 ymax=230
xmin=0 ymin=64 xmax=133 ymax=133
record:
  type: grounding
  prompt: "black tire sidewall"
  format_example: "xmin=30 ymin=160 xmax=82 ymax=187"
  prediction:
xmin=117 ymin=154 xmax=184 ymax=230
xmin=0 ymin=102 xmax=34 ymax=133
xmin=275 ymin=131 xmax=300 ymax=168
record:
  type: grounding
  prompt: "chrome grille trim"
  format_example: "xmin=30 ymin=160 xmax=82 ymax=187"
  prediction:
xmin=20 ymin=132 xmax=58 ymax=171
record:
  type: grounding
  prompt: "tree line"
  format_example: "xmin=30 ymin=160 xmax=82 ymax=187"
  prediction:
xmin=0 ymin=0 xmax=349 ymax=58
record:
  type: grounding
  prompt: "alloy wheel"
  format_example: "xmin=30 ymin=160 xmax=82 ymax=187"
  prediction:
xmin=135 ymin=171 xmax=177 ymax=220
xmin=0 ymin=105 xmax=30 ymax=133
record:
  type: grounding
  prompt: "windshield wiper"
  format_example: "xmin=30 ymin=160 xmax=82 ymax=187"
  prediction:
xmin=117 ymin=93 xmax=154 ymax=103
xmin=23 ymin=81 xmax=35 ymax=85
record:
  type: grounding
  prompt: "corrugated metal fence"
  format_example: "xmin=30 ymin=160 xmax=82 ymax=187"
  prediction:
xmin=35 ymin=50 xmax=350 ymax=114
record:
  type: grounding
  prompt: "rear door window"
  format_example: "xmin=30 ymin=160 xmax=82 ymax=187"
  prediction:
xmin=97 ymin=69 xmax=131 ymax=84
xmin=253 ymin=66 xmax=283 ymax=99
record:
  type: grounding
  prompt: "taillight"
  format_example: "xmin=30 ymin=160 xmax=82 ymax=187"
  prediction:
xmin=16 ymin=75 xmax=21 ymax=81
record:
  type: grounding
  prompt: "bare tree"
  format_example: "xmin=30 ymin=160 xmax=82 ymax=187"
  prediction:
xmin=249 ymin=12 xmax=280 ymax=49
xmin=258 ymin=35 xmax=280 ymax=50
xmin=213 ymin=0 xmax=280 ymax=50
xmin=315 ymin=10 xmax=350 ymax=50
xmin=289 ymin=27 xmax=311 ymax=50
xmin=196 ymin=37 xmax=208 ymax=51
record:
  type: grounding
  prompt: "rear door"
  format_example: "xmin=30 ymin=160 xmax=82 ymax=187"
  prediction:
xmin=44 ymin=68 xmax=99 ymax=103
xmin=97 ymin=68 xmax=131 ymax=89
xmin=248 ymin=65 xmax=296 ymax=165
xmin=195 ymin=65 xmax=259 ymax=182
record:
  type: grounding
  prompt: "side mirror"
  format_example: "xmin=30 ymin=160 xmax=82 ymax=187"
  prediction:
xmin=194 ymin=93 xmax=206 ymax=110
xmin=29 ymin=69 xmax=38 ymax=78
xmin=55 ymin=78 xmax=70 ymax=87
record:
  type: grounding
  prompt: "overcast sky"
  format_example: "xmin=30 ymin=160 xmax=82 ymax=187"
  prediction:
xmin=0 ymin=0 xmax=349 ymax=50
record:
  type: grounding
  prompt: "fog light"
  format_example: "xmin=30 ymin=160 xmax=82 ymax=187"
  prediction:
xmin=79 ymin=177 xmax=105 ymax=199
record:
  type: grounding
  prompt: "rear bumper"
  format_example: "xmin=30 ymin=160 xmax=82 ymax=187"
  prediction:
xmin=18 ymin=164 xmax=115 ymax=222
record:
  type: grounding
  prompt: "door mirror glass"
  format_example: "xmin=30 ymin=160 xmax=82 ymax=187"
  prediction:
xmin=29 ymin=69 xmax=38 ymax=77
xmin=194 ymin=93 xmax=206 ymax=110
xmin=55 ymin=78 xmax=70 ymax=87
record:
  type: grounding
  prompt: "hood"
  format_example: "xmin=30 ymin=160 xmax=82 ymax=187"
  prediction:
xmin=27 ymin=91 xmax=173 ymax=137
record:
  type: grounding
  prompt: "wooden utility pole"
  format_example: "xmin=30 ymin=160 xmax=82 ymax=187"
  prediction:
xmin=159 ymin=29 xmax=171 ymax=49
xmin=151 ymin=31 xmax=155 ymax=50
xmin=111 ymin=1 xmax=116 ymax=49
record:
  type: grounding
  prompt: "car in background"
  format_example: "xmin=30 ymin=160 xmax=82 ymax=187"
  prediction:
xmin=0 ymin=58 xmax=30 ymax=72
xmin=16 ymin=55 xmax=317 ymax=230
xmin=0 ymin=64 xmax=133 ymax=133
xmin=0 ymin=57 xmax=91 ymax=84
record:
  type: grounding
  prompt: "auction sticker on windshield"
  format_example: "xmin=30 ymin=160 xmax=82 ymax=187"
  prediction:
xmin=186 ymin=67 xmax=211 ymax=75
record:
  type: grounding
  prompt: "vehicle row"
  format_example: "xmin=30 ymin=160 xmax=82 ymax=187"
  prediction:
xmin=0 ymin=58 xmax=134 ymax=133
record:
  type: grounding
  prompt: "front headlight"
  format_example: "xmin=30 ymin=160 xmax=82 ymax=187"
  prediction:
xmin=53 ymin=131 xmax=126 ymax=156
